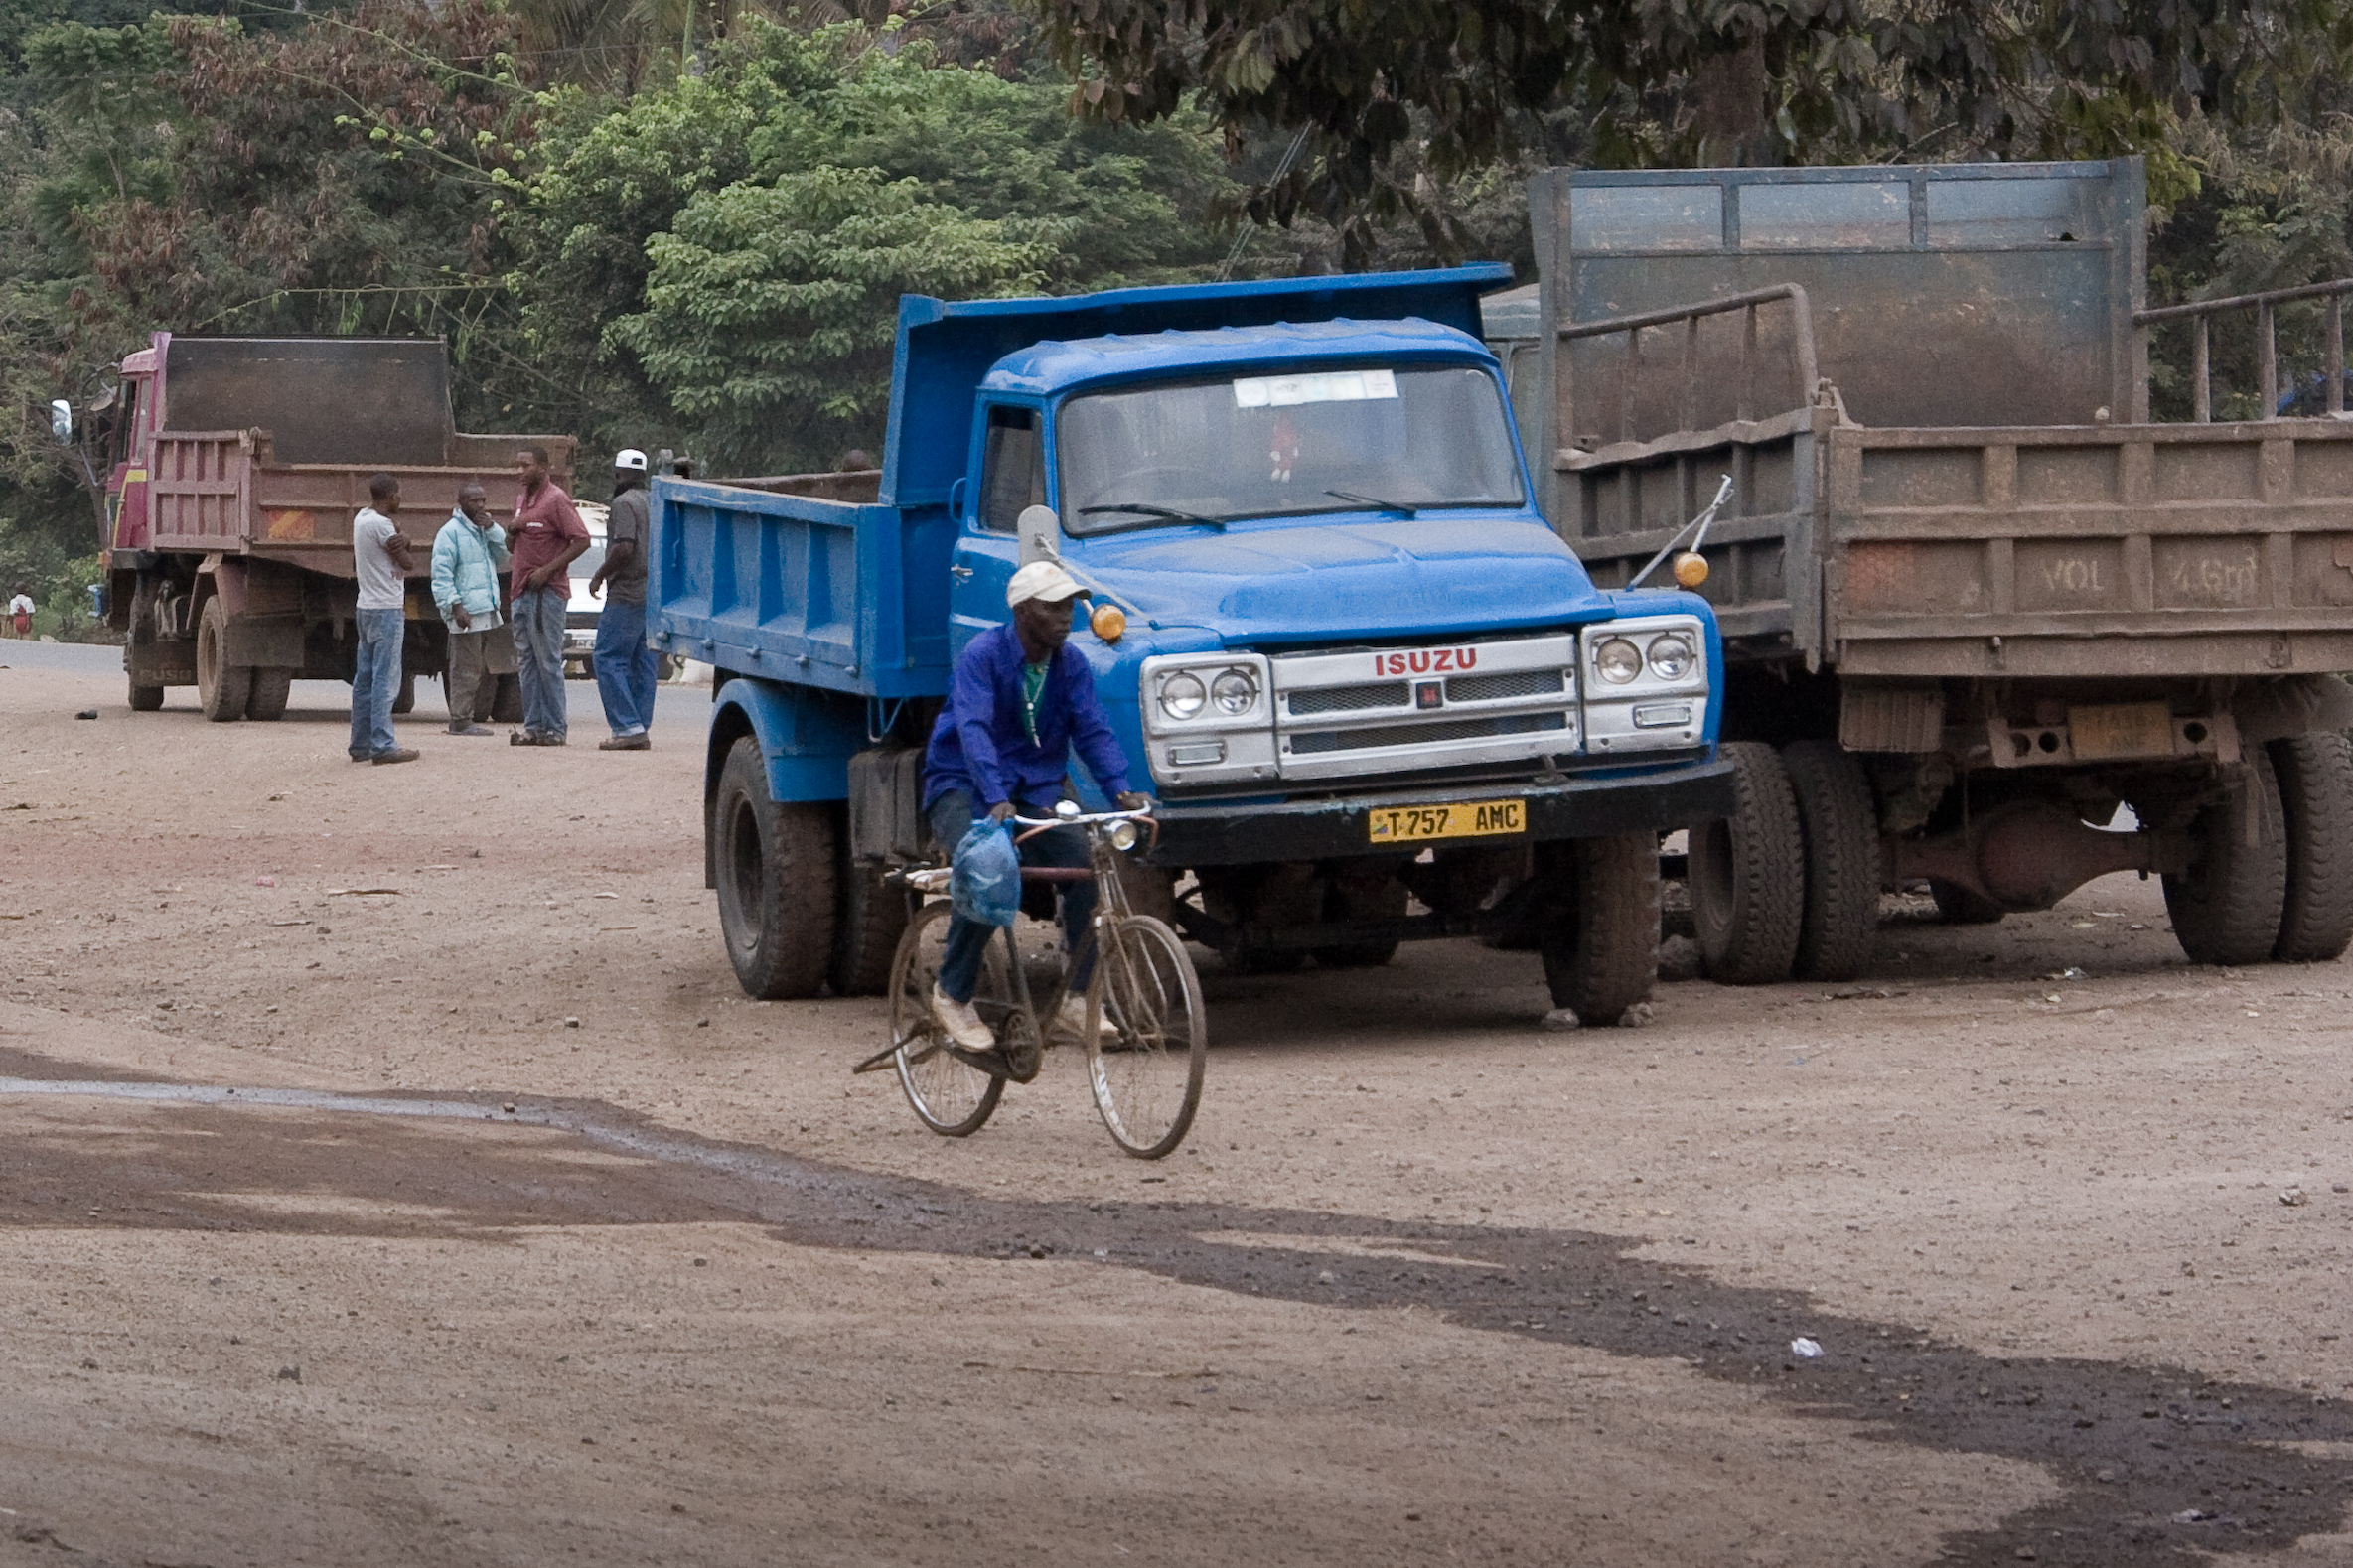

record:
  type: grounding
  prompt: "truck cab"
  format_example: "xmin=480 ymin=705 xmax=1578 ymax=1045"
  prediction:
xmin=655 ymin=267 xmax=1735 ymax=1023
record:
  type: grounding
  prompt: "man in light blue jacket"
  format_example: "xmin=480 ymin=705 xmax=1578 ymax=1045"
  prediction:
xmin=430 ymin=483 xmax=515 ymax=736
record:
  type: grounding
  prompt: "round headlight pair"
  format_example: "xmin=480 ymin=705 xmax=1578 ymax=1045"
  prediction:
xmin=1158 ymin=667 xmax=1257 ymax=721
xmin=1593 ymin=632 xmax=1697 ymax=684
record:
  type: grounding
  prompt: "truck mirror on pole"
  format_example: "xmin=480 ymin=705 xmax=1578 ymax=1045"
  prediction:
xmin=50 ymin=399 xmax=72 ymax=442
xmin=1017 ymin=504 xmax=1062 ymax=565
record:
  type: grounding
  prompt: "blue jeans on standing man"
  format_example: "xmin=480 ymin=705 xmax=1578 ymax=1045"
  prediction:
xmin=927 ymin=788 xmax=1097 ymax=1005
xmin=592 ymin=598 xmax=659 ymax=738
xmin=511 ymin=585 xmax=568 ymax=741
xmin=347 ymin=607 xmax=404 ymax=760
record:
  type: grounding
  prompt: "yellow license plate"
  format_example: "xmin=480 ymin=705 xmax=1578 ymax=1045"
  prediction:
xmin=1366 ymin=798 xmax=1526 ymax=845
xmin=2068 ymin=701 xmax=2174 ymax=761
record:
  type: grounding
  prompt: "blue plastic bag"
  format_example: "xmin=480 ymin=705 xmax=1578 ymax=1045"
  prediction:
xmin=951 ymin=817 xmax=1021 ymax=928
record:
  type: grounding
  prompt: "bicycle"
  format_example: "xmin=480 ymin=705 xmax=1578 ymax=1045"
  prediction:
xmin=852 ymin=804 xmax=1207 ymax=1159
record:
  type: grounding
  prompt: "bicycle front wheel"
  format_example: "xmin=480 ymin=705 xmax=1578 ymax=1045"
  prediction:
xmin=888 ymin=901 xmax=1005 ymax=1137
xmin=1086 ymin=914 xmax=1206 ymax=1159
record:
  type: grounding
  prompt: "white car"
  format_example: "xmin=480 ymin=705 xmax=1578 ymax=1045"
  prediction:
xmin=561 ymin=500 xmax=609 ymax=680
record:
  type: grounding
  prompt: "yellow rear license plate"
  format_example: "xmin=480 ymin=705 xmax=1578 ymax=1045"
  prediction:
xmin=1366 ymin=798 xmax=1526 ymax=845
xmin=2069 ymin=701 xmax=2174 ymax=761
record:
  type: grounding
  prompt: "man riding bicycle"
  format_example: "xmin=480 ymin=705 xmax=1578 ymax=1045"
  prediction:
xmin=924 ymin=560 xmax=1152 ymax=1052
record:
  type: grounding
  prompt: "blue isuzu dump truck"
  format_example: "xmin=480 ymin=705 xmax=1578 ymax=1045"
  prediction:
xmin=649 ymin=267 xmax=1735 ymax=1025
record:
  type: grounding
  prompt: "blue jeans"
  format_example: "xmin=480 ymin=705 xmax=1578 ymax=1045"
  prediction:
xmin=593 ymin=599 xmax=659 ymax=737
xmin=348 ymin=607 xmax=404 ymax=760
xmin=511 ymin=586 xmax=568 ymax=740
xmin=929 ymin=789 xmax=1096 ymax=1004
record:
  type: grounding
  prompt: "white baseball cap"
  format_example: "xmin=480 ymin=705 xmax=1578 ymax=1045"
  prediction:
xmin=1006 ymin=561 xmax=1090 ymax=607
xmin=615 ymin=448 xmax=649 ymax=471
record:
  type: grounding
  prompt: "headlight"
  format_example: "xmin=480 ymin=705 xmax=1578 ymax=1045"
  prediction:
xmin=1647 ymin=634 xmax=1695 ymax=681
xmin=1158 ymin=670 xmax=1206 ymax=720
xmin=1108 ymin=819 xmax=1140 ymax=851
xmin=1593 ymin=637 xmax=1642 ymax=684
xmin=1210 ymin=668 xmax=1258 ymax=717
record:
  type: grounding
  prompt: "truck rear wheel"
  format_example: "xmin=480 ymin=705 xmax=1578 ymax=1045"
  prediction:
xmin=2270 ymin=732 xmax=2353 ymax=962
xmin=1539 ymin=831 xmax=1661 ymax=1024
xmin=713 ymin=735 xmax=837 ymax=999
xmin=2165 ymin=749 xmax=2287 ymax=967
xmin=391 ymin=671 xmax=416 ymax=715
xmin=1688 ymin=741 xmax=1802 ymax=984
xmin=1782 ymin=740 xmax=1881 ymax=982
xmin=196 ymin=598 xmax=250 ymax=723
xmin=830 ymin=847 xmax=910 ymax=997
xmin=488 ymin=673 xmax=524 ymax=725
xmin=245 ymin=668 xmax=294 ymax=721
xmin=128 ymin=679 xmax=165 ymax=712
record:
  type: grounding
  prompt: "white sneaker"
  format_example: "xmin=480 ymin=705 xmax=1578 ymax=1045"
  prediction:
xmin=1056 ymin=993 xmax=1119 ymax=1045
xmin=931 ymin=984 xmax=994 ymax=1052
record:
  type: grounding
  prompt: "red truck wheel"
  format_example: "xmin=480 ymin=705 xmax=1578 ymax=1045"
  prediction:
xmin=713 ymin=736 xmax=837 ymax=999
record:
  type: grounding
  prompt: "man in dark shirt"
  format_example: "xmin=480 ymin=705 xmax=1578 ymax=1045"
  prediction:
xmin=923 ymin=560 xmax=1151 ymax=1050
xmin=506 ymin=445 xmax=590 ymax=746
xmin=589 ymin=448 xmax=658 ymax=751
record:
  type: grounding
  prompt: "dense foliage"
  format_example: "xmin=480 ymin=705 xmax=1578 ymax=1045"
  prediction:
xmin=2 ymin=0 xmax=2353 ymax=618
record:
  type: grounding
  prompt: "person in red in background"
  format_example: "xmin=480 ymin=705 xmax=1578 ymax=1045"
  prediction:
xmin=505 ymin=445 xmax=589 ymax=747
xmin=6 ymin=585 xmax=32 ymax=638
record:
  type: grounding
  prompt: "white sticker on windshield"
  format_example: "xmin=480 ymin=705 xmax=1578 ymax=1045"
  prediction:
xmin=1232 ymin=369 xmax=1398 ymax=408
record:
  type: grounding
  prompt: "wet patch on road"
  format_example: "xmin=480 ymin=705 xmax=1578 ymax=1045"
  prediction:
xmin=1 ymin=1064 xmax=2346 ymax=1566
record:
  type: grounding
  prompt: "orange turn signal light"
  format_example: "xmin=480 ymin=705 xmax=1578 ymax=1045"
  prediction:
xmin=1672 ymin=551 xmax=1709 ymax=589
xmin=1089 ymin=603 xmax=1127 ymax=642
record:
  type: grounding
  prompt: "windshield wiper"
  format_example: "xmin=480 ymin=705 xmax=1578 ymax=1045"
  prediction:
xmin=1325 ymin=489 xmax=1418 ymax=517
xmin=1078 ymin=502 xmax=1225 ymax=530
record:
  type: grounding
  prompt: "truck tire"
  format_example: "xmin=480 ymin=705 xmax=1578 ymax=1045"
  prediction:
xmin=2165 ymin=749 xmax=2288 ymax=967
xmin=196 ymin=598 xmax=250 ymax=723
xmin=245 ymin=668 xmax=294 ymax=721
xmin=128 ymin=679 xmax=165 ymax=712
xmin=1687 ymin=741 xmax=1802 ymax=984
xmin=392 ymin=671 xmax=416 ymax=715
xmin=1313 ymin=869 xmax=1405 ymax=969
xmin=2270 ymin=732 xmax=2353 ymax=962
xmin=713 ymin=735 xmax=837 ymax=999
xmin=1782 ymin=739 xmax=1881 ymax=982
xmin=829 ymin=849 xmax=910 ymax=998
xmin=1539 ymin=831 xmax=1660 ymax=1024
xmin=1929 ymin=879 xmax=2005 ymax=925
xmin=488 ymin=673 xmax=524 ymax=725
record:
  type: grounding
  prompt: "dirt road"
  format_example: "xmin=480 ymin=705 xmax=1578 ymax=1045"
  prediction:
xmin=3 ymin=658 xmax=2350 ymax=1567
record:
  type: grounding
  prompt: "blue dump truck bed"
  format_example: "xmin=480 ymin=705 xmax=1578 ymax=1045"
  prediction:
xmin=653 ymin=267 xmax=1734 ymax=1026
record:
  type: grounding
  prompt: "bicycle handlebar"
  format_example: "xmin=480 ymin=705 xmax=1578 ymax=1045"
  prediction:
xmin=1009 ymin=806 xmax=1155 ymax=829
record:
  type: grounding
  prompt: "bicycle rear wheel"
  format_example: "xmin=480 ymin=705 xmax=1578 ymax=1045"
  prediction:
xmin=888 ymin=901 xmax=1005 ymax=1137
xmin=1086 ymin=914 xmax=1206 ymax=1159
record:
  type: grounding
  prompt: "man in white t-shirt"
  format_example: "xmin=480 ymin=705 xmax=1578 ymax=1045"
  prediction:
xmin=350 ymin=473 xmax=420 ymax=765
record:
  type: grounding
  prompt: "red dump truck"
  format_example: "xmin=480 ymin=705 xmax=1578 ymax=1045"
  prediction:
xmin=94 ymin=334 xmax=575 ymax=720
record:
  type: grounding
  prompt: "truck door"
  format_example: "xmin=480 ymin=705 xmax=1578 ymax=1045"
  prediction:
xmin=948 ymin=402 xmax=1046 ymax=656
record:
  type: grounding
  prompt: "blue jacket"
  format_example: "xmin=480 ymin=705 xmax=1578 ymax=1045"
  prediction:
xmin=430 ymin=513 xmax=511 ymax=629
xmin=924 ymin=623 xmax=1131 ymax=809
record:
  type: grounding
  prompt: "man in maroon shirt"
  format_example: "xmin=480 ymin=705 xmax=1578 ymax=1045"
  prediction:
xmin=507 ymin=445 xmax=590 ymax=746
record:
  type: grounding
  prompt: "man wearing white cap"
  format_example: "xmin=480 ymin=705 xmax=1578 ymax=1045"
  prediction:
xmin=590 ymin=448 xmax=659 ymax=750
xmin=922 ymin=561 xmax=1152 ymax=1051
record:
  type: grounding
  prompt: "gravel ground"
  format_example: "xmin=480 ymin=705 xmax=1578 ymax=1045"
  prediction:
xmin=2 ymin=658 xmax=2349 ymax=1567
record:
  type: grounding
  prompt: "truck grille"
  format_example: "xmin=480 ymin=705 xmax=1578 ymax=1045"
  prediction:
xmin=1268 ymin=633 xmax=1582 ymax=781
xmin=1287 ymin=681 xmax=1407 ymax=716
xmin=1290 ymin=711 xmax=1569 ymax=756
xmin=1447 ymin=668 xmax=1563 ymax=702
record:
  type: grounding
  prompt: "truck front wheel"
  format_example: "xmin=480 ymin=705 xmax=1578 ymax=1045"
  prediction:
xmin=713 ymin=736 xmax=838 ymax=999
xmin=2164 ymin=749 xmax=2287 ymax=967
xmin=196 ymin=598 xmax=250 ymax=723
xmin=1538 ymin=831 xmax=1661 ymax=1025
xmin=1688 ymin=741 xmax=1803 ymax=984
xmin=2269 ymin=732 xmax=2353 ymax=962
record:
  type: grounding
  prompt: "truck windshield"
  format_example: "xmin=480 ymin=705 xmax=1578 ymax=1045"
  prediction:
xmin=1058 ymin=364 xmax=1524 ymax=533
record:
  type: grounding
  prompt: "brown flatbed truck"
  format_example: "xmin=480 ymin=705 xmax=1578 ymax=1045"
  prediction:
xmin=1499 ymin=157 xmax=2353 ymax=979
xmin=94 ymin=335 xmax=574 ymax=721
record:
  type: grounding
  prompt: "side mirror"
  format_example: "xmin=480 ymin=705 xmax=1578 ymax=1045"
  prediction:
xmin=1017 ymin=503 xmax=1061 ymax=566
xmin=50 ymin=399 xmax=71 ymax=442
